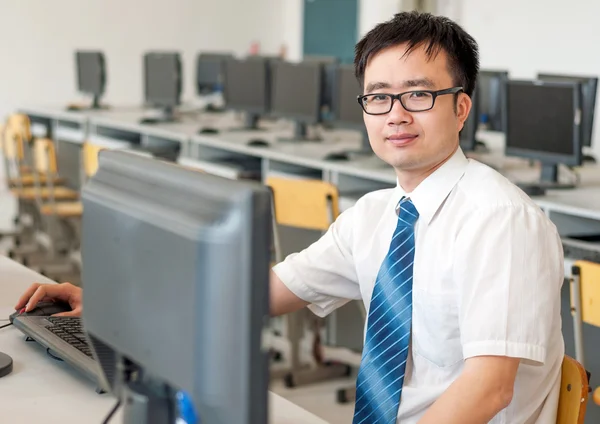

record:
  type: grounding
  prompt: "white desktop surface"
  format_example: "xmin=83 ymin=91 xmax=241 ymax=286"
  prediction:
xmin=0 ymin=256 xmax=328 ymax=424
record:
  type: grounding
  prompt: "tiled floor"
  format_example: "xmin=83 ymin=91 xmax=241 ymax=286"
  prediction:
xmin=0 ymin=187 xmax=358 ymax=423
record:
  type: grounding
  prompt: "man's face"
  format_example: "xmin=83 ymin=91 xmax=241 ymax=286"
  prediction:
xmin=362 ymin=43 xmax=471 ymax=173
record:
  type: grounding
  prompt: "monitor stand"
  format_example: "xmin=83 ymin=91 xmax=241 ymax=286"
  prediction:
xmin=516 ymin=163 xmax=576 ymax=196
xmin=121 ymin=380 xmax=176 ymax=424
xmin=66 ymin=95 xmax=109 ymax=112
xmin=277 ymin=121 xmax=321 ymax=143
xmin=227 ymin=113 xmax=265 ymax=132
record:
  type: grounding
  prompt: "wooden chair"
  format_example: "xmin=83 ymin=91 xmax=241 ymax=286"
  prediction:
xmin=35 ymin=142 xmax=105 ymax=282
xmin=557 ymin=355 xmax=590 ymax=424
xmin=570 ymin=260 xmax=600 ymax=407
xmin=7 ymin=138 xmax=79 ymax=265
xmin=267 ymin=176 xmax=353 ymax=388
xmin=2 ymin=116 xmax=62 ymax=188
xmin=11 ymin=138 xmax=79 ymax=202
xmin=40 ymin=142 xmax=102 ymax=219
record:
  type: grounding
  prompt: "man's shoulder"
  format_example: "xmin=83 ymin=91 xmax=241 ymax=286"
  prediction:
xmin=458 ymin=159 xmax=546 ymax=214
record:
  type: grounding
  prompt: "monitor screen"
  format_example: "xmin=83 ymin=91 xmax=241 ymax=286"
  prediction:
xmin=144 ymin=52 xmax=181 ymax=108
xmin=333 ymin=65 xmax=363 ymax=127
xmin=506 ymin=80 xmax=580 ymax=160
xmin=76 ymin=51 xmax=105 ymax=96
xmin=196 ymin=53 xmax=233 ymax=94
xmin=223 ymin=58 xmax=270 ymax=114
xmin=537 ymin=73 xmax=598 ymax=147
xmin=271 ymin=61 xmax=322 ymax=123
xmin=477 ymin=70 xmax=508 ymax=132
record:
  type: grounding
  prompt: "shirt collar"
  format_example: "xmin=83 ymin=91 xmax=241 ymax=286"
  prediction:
xmin=392 ymin=147 xmax=469 ymax=225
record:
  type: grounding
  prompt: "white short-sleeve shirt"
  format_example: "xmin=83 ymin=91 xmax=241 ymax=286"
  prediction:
xmin=273 ymin=147 xmax=565 ymax=423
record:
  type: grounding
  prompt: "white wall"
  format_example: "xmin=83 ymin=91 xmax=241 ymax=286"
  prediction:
xmin=459 ymin=0 xmax=600 ymax=156
xmin=0 ymin=0 xmax=284 ymax=119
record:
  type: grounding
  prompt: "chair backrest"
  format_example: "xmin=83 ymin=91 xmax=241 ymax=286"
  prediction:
xmin=7 ymin=113 xmax=32 ymax=149
xmin=33 ymin=138 xmax=58 ymax=174
xmin=557 ymin=355 xmax=589 ymax=424
xmin=83 ymin=142 xmax=104 ymax=178
xmin=2 ymin=125 xmax=23 ymax=161
xmin=573 ymin=260 xmax=600 ymax=327
xmin=266 ymin=176 xmax=340 ymax=231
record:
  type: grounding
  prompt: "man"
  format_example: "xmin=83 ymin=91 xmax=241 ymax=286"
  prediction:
xmin=16 ymin=11 xmax=564 ymax=424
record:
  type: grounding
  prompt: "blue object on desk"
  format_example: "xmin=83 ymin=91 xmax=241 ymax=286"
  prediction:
xmin=177 ymin=390 xmax=198 ymax=424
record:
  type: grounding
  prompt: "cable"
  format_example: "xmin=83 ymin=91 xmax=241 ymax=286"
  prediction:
xmin=46 ymin=348 xmax=64 ymax=362
xmin=0 ymin=323 xmax=12 ymax=330
xmin=102 ymin=399 xmax=121 ymax=424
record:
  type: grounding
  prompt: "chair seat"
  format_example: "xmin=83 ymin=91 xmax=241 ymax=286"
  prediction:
xmin=9 ymin=173 xmax=64 ymax=186
xmin=40 ymin=202 xmax=83 ymax=218
xmin=11 ymin=186 xmax=79 ymax=201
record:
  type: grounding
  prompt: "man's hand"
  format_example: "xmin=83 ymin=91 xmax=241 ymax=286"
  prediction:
xmin=14 ymin=282 xmax=83 ymax=317
xmin=418 ymin=355 xmax=520 ymax=424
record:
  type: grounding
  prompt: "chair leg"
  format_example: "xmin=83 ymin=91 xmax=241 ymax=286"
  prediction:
xmin=281 ymin=311 xmax=352 ymax=388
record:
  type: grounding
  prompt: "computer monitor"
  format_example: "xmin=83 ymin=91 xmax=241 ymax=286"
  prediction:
xmin=196 ymin=52 xmax=233 ymax=95
xmin=222 ymin=58 xmax=271 ymax=130
xmin=270 ymin=61 xmax=323 ymax=141
xmin=81 ymin=151 xmax=271 ymax=424
xmin=303 ymin=55 xmax=340 ymax=65
xmin=477 ymin=70 xmax=509 ymax=132
xmin=75 ymin=50 xmax=106 ymax=109
xmin=459 ymin=86 xmax=480 ymax=152
xmin=537 ymin=73 xmax=598 ymax=148
xmin=330 ymin=64 xmax=370 ymax=153
xmin=505 ymin=79 xmax=583 ymax=194
xmin=143 ymin=51 xmax=182 ymax=122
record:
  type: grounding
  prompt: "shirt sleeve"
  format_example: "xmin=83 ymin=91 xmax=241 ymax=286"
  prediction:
xmin=453 ymin=204 xmax=564 ymax=365
xmin=272 ymin=205 xmax=361 ymax=317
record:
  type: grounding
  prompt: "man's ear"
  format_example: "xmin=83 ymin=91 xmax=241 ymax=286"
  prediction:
xmin=456 ymin=93 xmax=472 ymax=132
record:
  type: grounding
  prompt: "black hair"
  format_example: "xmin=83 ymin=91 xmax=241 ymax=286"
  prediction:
xmin=354 ymin=11 xmax=479 ymax=97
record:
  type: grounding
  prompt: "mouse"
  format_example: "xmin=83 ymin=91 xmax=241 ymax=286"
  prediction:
xmin=9 ymin=301 xmax=72 ymax=324
xmin=139 ymin=117 xmax=160 ymax=124
xmin=247 ymin=139 xmax=269 ymax=147
xmin=198 ymin=127 xmax=219 ymax=135
xmin=324 ymin=151 xmax=350 ymax=161
xmin=583 ymin=154 xmax=597 ymax=163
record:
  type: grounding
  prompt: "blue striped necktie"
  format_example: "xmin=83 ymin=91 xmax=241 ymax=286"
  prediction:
xmin=352 ymin=197 xmax=419 ymax=424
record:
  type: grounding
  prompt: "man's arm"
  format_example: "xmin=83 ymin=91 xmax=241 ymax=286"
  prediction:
xmin=270 ymin=270 xmax=309 ymax=316
xmin=418 ymin=356 xmax=520 ymax=424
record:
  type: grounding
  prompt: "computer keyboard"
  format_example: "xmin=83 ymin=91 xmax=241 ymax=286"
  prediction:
xmin=12 ymin=315 xmax=101 ymax=385
xmin=46 ymin=317 xmax=94 ymax=358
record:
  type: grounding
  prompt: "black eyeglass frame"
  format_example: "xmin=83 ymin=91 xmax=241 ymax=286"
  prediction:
xmin=357 ymin=86 xmax=464 ymax=115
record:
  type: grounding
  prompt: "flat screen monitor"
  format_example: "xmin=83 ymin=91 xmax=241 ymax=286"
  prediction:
xmin=477 ymin=70 xmax=509 ymax=132
xmin=82 ymin=150 xmax=272 ymax=424
xmin=222 ymin=58 xmax=271 ymax=129
xmin=505 ymin=79 xmax=582 ymax=190
xmin=144 ymin=51 xmax=182 ymax=109
xmin=196 ymin=52 xmax=233 ymax=95
xmin=537 ymin=73 xmax=598 ymax=148
xmin=75 ymin=50 xmax=106 ymax=108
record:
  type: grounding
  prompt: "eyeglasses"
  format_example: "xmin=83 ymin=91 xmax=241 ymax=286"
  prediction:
xmin=357 ymin=86 xmax=464 ymax=115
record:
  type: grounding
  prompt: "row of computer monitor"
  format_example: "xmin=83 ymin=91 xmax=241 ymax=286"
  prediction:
xmin=75 ymin=50 xmax=363 ymax=138
xmin=76 ymin=50 xmax=596 ymax=183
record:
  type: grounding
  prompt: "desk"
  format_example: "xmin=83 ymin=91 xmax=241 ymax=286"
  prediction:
xmin=0 ymin=256 xmax=328 ymax=424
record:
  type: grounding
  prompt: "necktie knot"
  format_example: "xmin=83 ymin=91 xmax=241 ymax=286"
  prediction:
xmin=396 ymin=198 xmax=419 ymax=227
